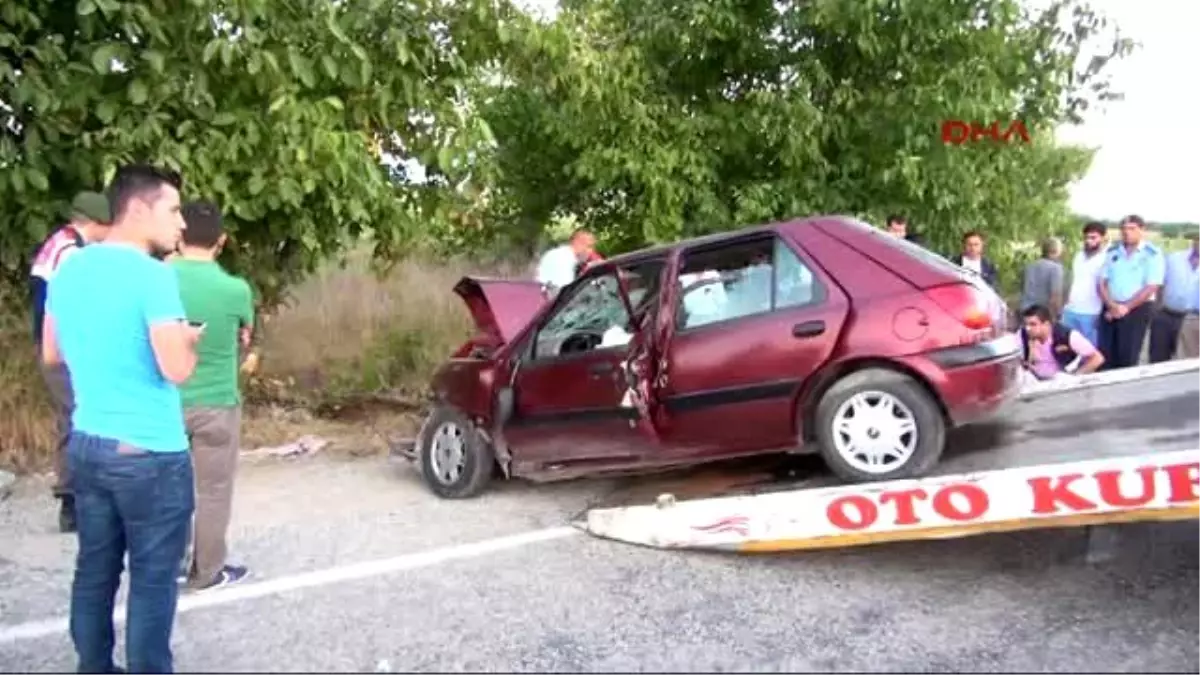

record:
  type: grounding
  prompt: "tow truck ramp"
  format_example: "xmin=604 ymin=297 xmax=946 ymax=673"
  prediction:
xmin=582 ymin=359 xmax=1200 ymax=553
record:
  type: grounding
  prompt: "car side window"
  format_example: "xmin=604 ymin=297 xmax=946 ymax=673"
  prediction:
xmin=677 ymin=236 xmax=825 ymax=330
xmin=774 ymin=237 xmax=825 ymax=309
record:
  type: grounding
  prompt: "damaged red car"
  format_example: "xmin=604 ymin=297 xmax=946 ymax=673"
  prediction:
xmin=399 ymin=216 xmax=1022 ymax=499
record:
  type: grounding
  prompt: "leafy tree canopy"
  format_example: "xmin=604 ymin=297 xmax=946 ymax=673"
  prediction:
xmin=1 ymin=0 xmax=511 ymax=308
xmin=463 ymin=0 xmax=1133 ymax=265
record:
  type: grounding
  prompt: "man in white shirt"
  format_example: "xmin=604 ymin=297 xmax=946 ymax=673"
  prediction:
xmin=1148 ymin=232 xmax=1199 ymax=362
xmin=1176 ymin=233 xmax=1200 ymax=357
xmin=950 ymin=231 xmax=999 ymax=288
xmin=1061 ymin=221 xmax=1108 ymax=346
xmin=536 ymin=228 xmax=596 ymax=293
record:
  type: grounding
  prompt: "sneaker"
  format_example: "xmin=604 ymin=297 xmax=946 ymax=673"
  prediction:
xmin=196 ymin=564 xmax=250 ymax=591
xmin=58 ymin=496 xmax=77 ymax=534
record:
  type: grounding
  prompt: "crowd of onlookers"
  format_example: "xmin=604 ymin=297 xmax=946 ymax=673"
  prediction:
xmin=28 ymin=165 xmax=255 ymax=672
xmin=883 ymin=213 xmax=1200 ymax=383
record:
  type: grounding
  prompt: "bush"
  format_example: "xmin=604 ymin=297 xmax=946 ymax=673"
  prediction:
xmin=0 ymin=253 xmax=528 ymax=473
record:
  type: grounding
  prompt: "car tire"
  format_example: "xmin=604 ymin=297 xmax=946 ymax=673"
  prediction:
xmin=417 ymin=406 xmax=495 ymax=499
xmin=813 ymin=368 xmax=945 ymax=484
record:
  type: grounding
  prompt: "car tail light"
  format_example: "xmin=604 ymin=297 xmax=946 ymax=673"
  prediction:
xmin=925 ymin=283 xmax=993 ymax=331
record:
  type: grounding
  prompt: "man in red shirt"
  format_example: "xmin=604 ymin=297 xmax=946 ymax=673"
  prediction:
xmin=28 ymin=191 xmax=112 ymax=532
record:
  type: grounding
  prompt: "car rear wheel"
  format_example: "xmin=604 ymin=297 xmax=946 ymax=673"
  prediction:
xmin=417 ymin=406 xmax=495 ymax=499
xmin=813 ymin=369 xmax=945 ymax=483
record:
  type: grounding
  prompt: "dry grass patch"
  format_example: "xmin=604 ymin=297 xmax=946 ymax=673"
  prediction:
xmin=0 ymin=327 xmax=56 ymax=473
xmin=251 ymin=252 xmax=527 ymax=404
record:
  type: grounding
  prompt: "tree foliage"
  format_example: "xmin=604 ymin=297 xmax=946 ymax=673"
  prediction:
xmin=0 ymin=0 xmax=1138 ymax=307
xmin=1 ymin=0 xmax=510 ymax=308
xmin=464 ymin=0 xmax=1133 ymax=265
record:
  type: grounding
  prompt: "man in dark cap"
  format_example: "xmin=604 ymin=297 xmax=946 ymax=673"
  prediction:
xmin=29 ymin=190 xmax=113 ymax=533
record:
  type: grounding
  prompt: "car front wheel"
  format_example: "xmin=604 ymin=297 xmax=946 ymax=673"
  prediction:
xmin=813 ymin=368 xmax=946 ymax=483
xmin=417 ymin=406 xmax=495 ymax=499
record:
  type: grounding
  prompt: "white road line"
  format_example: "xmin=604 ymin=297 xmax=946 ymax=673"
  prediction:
xmin=0 ymin=525 xmax=580 ymax=646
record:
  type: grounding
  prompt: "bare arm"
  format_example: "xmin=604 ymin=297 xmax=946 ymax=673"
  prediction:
xmin=146 ymin=262 xmax=199 ymax=384
xmin=237 ymin=281 xmax=260 ymax=374
xmin=1125 ymin=284 xmax=1160 ymax=311
xmin=1076 ymin=350 xmax=1104 ymax=375
xmin=149 ymin=321 xmax=199 ymax=384
xmin=1126 ymin=251 xmax=1166 ymax=311
xmin=1097 ymin=277 xmax=1113 ymax=307
xmin=41 ymin=314 xmax=63 ymax=366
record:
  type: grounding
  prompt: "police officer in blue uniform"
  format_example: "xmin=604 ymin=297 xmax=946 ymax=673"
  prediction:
xmin=1097 ymin=214 xmax=1165 ymax=369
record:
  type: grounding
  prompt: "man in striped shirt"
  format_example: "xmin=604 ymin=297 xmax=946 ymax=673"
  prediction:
xmin=29 ymin=191 xmax=112 ymax=533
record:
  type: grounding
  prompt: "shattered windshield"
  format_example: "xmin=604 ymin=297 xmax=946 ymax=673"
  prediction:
xmin=552 ymin=278 xmax=633 ymax=332
xmin=533 ymin=262 xmax=662 ymax=359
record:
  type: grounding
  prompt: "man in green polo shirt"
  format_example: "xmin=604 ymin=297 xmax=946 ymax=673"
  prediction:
xmin=173 ymin=201 xmax=255 ymax=590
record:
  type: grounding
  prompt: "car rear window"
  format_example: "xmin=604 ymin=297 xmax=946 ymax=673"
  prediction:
xmin=836 ymin=217 xmax=965 ymax=275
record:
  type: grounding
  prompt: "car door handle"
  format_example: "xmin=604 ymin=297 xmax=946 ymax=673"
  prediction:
xmin=588 ymin=362 xmax=616 ymax=377
xmin=792 ymin=320 xmax=826 ymax=339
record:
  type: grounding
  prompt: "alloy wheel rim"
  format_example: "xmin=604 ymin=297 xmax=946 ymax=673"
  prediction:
xmin=429 ymin=422 xmax=467 ymax=484
xmin=831 ymin=391 xmax=919 ymax=474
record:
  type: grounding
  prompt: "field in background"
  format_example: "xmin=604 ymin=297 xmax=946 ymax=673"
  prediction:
xmin=0 ymin=254 xmax=528 ymax=473
xmin=1005 ymin=229 xmax=1190 ymax=257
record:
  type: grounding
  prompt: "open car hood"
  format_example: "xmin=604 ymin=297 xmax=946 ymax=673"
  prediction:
xmin=453 ymin=276 xmax=548 ymax=345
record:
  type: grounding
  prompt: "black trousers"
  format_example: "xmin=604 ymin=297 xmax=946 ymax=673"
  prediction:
xmin=1148 ymin=308 xmax=1188 ymax=364
xmin=1097 ymin=302 xmax=1153 ymax=369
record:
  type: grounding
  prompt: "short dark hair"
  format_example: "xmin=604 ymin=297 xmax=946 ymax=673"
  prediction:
xmin=1082 ymin=221 xmax=1106 ymax=237
xmin=107 ymin=164 xmax=182 ymax=222
xmin=886 ymin=214 xmax=907 ymax=227
xmin=963 ymin=230 xmax=984 ymax=242
xmin=1021 ymin=304 xmax=1053 ymax=323
xmin=181 ymin=201 xmax=224 ymax=248
xmin=1120 ymin=214 xmax=1146 ymax=228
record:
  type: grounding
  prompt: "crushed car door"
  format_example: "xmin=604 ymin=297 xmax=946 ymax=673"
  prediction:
xmin=500 ymin=260 xmax=666 ymax=473
xmin=621 ymin=252 xmax=679 ymax=444
xmin=651 ymin=233 xmax=850 ymax=458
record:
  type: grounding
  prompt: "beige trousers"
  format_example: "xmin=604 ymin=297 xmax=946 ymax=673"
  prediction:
xmin=184 ymin=406 xmax=242 ymax=587
xmin=1178 ymin=315 xmax=1200 ymax=359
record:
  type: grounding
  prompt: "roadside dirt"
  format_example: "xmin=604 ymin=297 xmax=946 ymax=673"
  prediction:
xmin=240 ymin=403 xmax=422 ymax=459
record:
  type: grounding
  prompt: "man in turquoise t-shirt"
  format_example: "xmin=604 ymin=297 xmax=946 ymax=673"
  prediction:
xmin=173 ymin=201 xmax=255 ymax=591
xmin=46 ymin=164 xmax=198 ymax=674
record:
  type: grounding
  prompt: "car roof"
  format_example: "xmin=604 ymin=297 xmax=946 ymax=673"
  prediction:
xmin=602 ymin=215 xmax=863 ymax=266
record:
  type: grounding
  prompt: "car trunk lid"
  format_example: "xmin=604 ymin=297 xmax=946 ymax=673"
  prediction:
xmin=453 ymin=276 xmax=548 ymax=346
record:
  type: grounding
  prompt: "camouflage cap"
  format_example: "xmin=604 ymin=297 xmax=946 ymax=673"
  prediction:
xmin=67 ymin=191 xmax=111 ymax=225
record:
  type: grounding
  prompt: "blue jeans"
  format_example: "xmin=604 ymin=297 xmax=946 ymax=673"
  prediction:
xmin=67 ymin=432 xmax=194 ymax=674
xmin=1062 ymin=309 xmax=1099 ymax=346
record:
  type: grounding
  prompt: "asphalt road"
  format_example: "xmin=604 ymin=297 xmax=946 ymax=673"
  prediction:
xmin=1 ymin=375 xmax=1198 ymax=673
